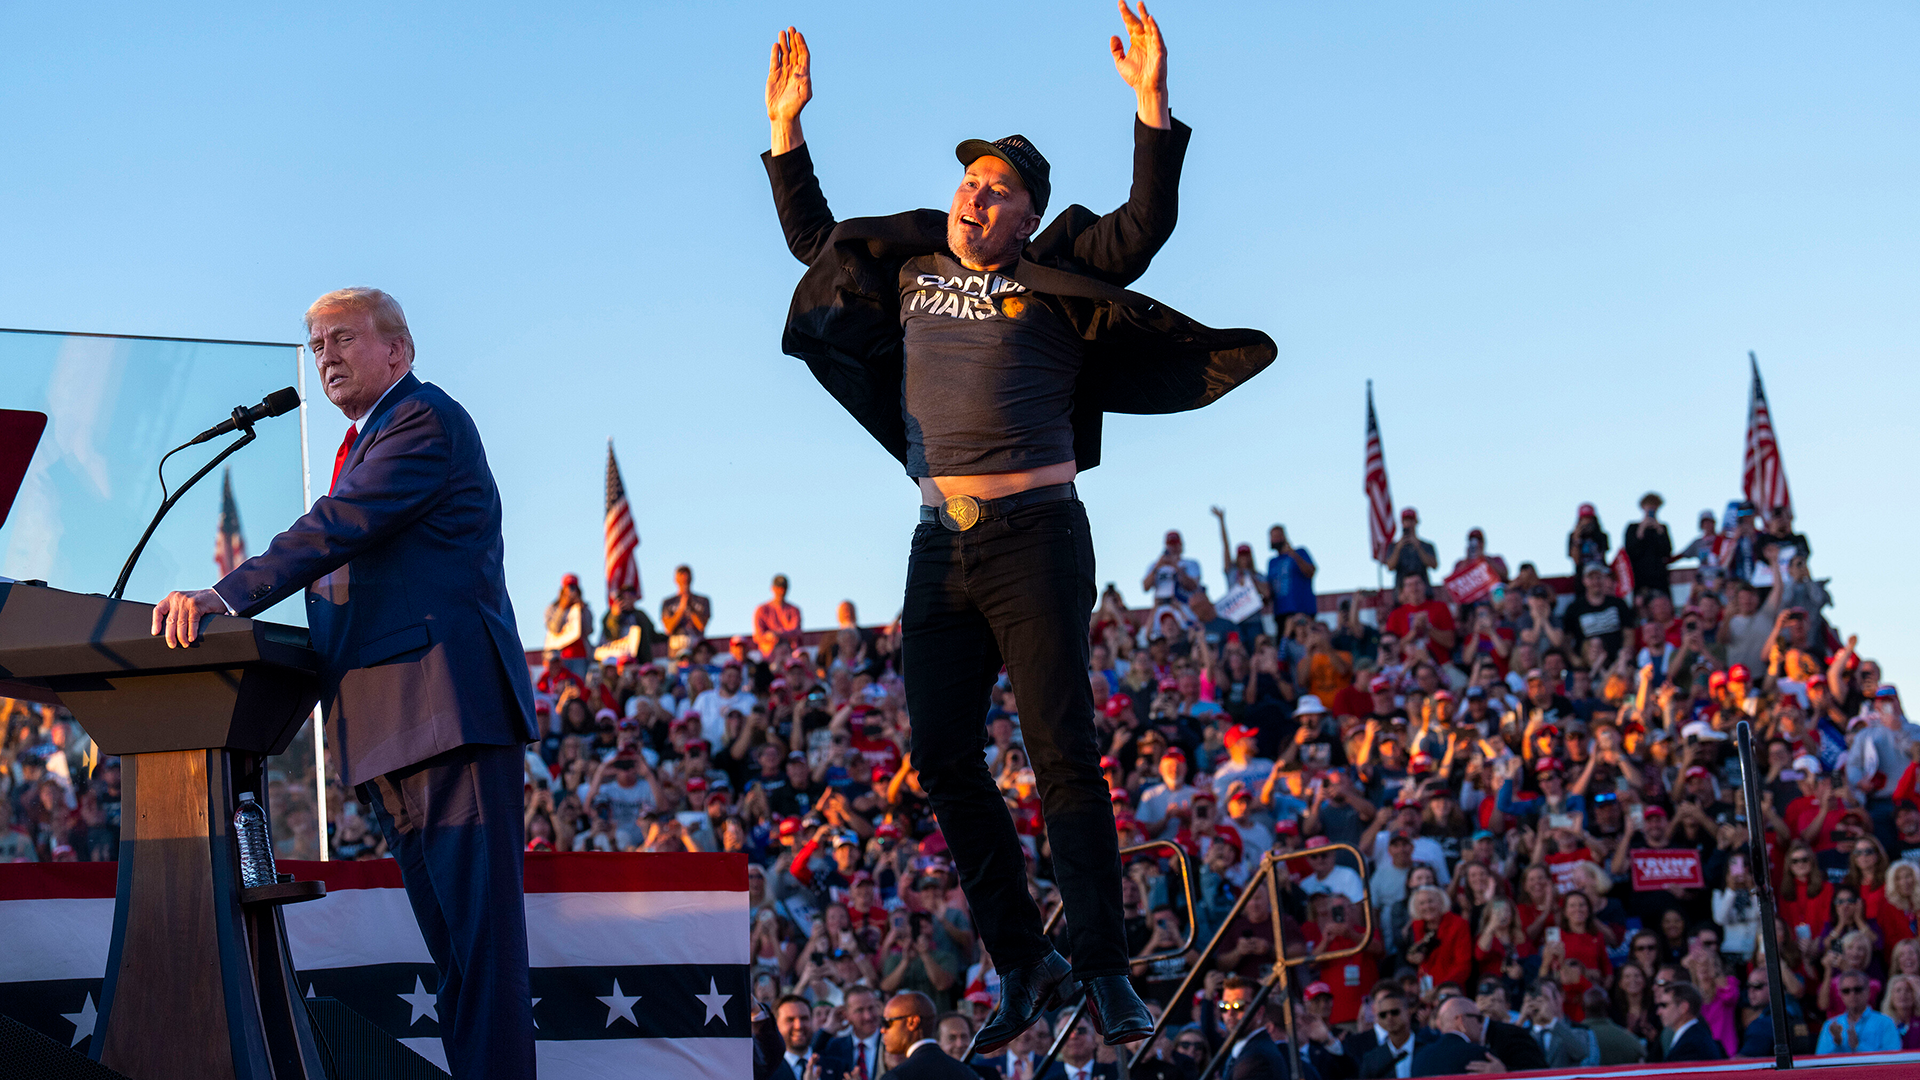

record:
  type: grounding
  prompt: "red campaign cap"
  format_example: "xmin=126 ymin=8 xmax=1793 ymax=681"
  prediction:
xmin=1100 ymin=756 xmax=1121 ymax=770
xmin=849 ymin=870 xmax=874 ymax=886
xmin=1408 ymin=753 xmax=1435 ymax=774
xmin=1165 ymin=530 xmax=1183 ymax=543
xmin=1306 ymin=835 xmax=1332 ymax=848
xmin=1274 ymin=819 xmax=1300 ymax=836
xmin=685 ymin=776 xmax=708 ymax=793
xmin=1468 ymin=527 xmax=1485 ymax=540
xmin=1534 ymin=757 xmax=1564 ymax=775
xmin=778 ymin=817 xmax=801 ymax=837
xmin=1401 ymin=507 xmax=1419 ymax=520
xmin=1369 ymin=676 xmax=1394 ymax=693
xmin=1192 ymin=789 xmax=1217 ymax=803
xmin=1642 ymin=805 xmax=1668 ymax=819
xmin=1729 ymin=664 xmax=1751 ymax=682
xmin=1110 ymin=789 xmax=1132 ymax=805
xmin=686 ymin=738 xmax=711 ymax=753
xmin=1685 ymin=766 xmax=1710 ymax=780
xmin=706 ymin=789 xmax=731 ymax=805
xmin=1236 ymin=543 xmax=1253 ymax=556
xmin=562 ymin=572 xmax=580 ymax=586
xmin=1161 ymin=747 xmax=1187 ymax=763
xmin=1305 ymin=982 xmax=1334 ymax=998
xmin=1158 ymin=677 xmax=1180 ymax=692
xmin=1708 ymin=671 xmax=1729 ymax=689
xmin=1432 ymin=690 xmax=1454 ymax=703
xmin=1578 ymin=503 xmax=1596 ymax=517
xmin=1213 ymin=827 xmax=1244 ymax=857
xmin=526 ymin=836 xmax=553 ymax=852
xmin=1104 ymin=694 xmax=1133 ymax=718
xmin=1224 ymin=724 xmax=1257 ymax=744
xmin=875 ymin=822 xmax=904 ymax=839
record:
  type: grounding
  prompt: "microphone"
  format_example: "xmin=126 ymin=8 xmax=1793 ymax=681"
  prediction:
xmin=109 ymin=385 xmax=300 ymax=599
xmin=186 ymin=387 xmax=301 ymax=446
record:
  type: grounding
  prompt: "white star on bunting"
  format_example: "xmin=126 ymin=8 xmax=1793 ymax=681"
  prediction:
xmin=598 ymin=979 xmax=641 ymax=1028
xmin=695 ymin=977 xmax=732 ymax=1027
xmin=61 ymin=993 xmax=97 ymax=1048
xmin=398 ymin=975 xmax=439 ymax=1025
xmin=531 ymin=997 xmax=542 ymax=1029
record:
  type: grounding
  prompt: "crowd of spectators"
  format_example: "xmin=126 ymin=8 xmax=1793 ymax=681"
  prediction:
xmin=3 ymin=492 xmax=1910 ymax=1079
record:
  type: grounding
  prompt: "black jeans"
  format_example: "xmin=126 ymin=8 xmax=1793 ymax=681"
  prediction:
xmin=901 ymin=497 xmax=1128 ymax=976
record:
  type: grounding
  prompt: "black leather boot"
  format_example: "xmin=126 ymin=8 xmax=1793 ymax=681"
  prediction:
xmin=1082 ymin=974 xmax=1154 ymax=1045
xmin=973 ymin=951 xmax=1081 ymax=1056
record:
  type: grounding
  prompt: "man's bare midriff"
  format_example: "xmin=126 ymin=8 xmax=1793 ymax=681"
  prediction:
xmin=919 ymin=460 xmax=1078 ymax=505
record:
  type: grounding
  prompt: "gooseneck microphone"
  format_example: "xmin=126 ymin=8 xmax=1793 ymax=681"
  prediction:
xmin=110 ymin=387 xmax=303 ymax=600
xmin=186 ymin=387 xmax=302 ymax=446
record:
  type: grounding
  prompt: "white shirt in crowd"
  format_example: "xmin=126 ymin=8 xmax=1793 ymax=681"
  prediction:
xmin=1300 ymin=864 xmax=1367 ymax=904
xmin=693 ymin=686 xmax=758 ymax=745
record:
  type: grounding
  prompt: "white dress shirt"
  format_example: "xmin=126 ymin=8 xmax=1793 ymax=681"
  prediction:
xmin=1380 ymin=1029 xmax=1417 ymax=1078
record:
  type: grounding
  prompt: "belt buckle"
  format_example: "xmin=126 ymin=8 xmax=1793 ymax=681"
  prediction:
xmin=938 ymin=494 xmax=981 ymax=532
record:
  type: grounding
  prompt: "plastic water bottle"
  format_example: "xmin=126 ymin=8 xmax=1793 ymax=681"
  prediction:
xmin=234 ymin=792 xmax=278 ymax=889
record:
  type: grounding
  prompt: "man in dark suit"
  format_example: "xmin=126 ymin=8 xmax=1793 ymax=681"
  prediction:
xmin=829 ymin=986 xmax=887 ymax=1080
xmin=152 ymin=288 xmax=539 ymax=1080
xmin=1356 ymin=986 xmax=1435 ymax=1079
xmin=1217 ymin=976 xmax=1320 ymax=1080
xmin=882 ymin=992 xmax=979 ymax=1080
xmin=1411 ymin=996 xmax=1547 ymax=1077
xmin=774 ymin=995 xmax=850 ymax=1080
xmin=1654 ymin=982 xmax=1728 ymax=1063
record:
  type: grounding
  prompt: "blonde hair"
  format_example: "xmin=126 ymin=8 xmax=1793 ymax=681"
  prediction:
xmin=305 ymin=287 xmax=415 ymax=362
xmin=1883 ymin=973 xmax=1920 ymax=1019
xmin=1413 ymin=885 xmax=1451 ymax=917
xmin=1886 ymin=860 xmax=1920 ymax=911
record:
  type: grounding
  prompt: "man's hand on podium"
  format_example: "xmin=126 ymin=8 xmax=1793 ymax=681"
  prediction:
xmin=151 ymin=588 xmax=228 ymax=648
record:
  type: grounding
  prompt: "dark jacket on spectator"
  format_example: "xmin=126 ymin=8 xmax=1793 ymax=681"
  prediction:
xmin=1657 ymin=1020 xmax=1729 ymax=1063
xmin=1358 ymin=1030 xmax=1436 ymax=1078
xmin=762 ymin=120 xmax=1275 ymax=473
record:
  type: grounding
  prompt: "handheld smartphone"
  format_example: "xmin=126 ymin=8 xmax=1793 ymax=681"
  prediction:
xmin=1546 ymin=927 xmax=1562 ymax=946
xmin=1729 ymin=854 xmax=1747 ymax=879
xmin=1548 ymin=813 xmax=1575 ymax=830
xmin=1628 ymin=804 xmax=1646 ymax=829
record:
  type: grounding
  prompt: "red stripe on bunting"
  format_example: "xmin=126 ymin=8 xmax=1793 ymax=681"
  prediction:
xmin=0 ymin=851 xmax=746 ymax=901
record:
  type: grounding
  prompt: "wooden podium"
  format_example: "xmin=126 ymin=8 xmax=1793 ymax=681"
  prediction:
xmin=0 ymin=580 xmax=330 ymax=1080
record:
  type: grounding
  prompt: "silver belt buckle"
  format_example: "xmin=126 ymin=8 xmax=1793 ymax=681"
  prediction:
xmin=938 ymin=494 xmax=981 ymax=532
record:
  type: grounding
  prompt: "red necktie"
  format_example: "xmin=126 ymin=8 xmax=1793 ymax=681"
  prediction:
xmin=855 ymin=1042 xmax=868 ymax=1080
xmin=329 ymin=425 xmax=358 ymax=495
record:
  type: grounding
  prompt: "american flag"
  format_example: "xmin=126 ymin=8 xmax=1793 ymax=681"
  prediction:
xmin=1743 ymin=352 xmax=1791 ymax=518
xmin=214 ymin=466 xmax=247 ymax=576
xmin=604 ymin=440 xmax=640 ymax=601
xmin=1364 ymin=381 xmax=1396 ymax=563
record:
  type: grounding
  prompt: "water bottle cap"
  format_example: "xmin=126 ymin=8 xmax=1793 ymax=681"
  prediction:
xmin=239 ymin=792 xmax=257 ymax=803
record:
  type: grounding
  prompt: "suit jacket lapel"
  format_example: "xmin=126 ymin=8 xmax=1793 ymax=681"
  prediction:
xmin=342 ymin=372 xmax=422 ymax=478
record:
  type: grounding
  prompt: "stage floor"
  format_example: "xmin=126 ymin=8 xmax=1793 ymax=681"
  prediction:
xmin=1476 ymin=1051 xmax=1920 ymax=1080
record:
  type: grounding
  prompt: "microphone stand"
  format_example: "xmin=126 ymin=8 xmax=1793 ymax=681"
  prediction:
xmin=111 ymin=405 xmax=261 ymax=600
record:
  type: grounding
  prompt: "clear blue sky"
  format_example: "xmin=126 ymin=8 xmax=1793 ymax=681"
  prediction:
xmin=3 ymin=3 xmax=1915 ymax=679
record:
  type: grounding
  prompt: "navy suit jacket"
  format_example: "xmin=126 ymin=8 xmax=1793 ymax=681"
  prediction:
xmin=1657 ymin=1021 xmax=1728 ymax=1063
xmin=215 ymin=374 xmax=537 ymax=785
xmin=1409 ymin=1033 xmax=1490 ymax=1077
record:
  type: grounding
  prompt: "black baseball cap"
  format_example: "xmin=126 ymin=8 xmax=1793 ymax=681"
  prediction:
xmin=955 ymin=135 xmax=1051 ymax=217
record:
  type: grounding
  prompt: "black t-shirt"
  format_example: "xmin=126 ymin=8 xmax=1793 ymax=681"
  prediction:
xmin=1561 ymin=595 xmax=1635 ymax=663
xmin=898 ymin=254 xmax=1084 ymax=477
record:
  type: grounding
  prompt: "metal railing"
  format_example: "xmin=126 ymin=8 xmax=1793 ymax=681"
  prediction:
xmin=1025 ymin=839 xmax=1198 ymax=1076
xmin=1125 ymin=841 xmax=1373 ymax=1080
xmin=961 ymin=837 xmax=1371 ymax=1080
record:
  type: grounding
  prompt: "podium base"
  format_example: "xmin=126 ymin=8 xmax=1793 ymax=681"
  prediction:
xmin=0 ymin=1013 xmax=132 ymax=1080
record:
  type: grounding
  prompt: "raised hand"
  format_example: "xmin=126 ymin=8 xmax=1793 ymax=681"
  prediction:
xmin=1109 ymin=2 xmax=1170 ymax=128
xmin=766 ymin=27 xmax=812 ymax=153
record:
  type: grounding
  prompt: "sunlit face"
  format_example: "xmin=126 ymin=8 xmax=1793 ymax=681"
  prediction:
xmin=947 ymin=155 xmax=1039 ymax=270
xmin=308 ymin=305 xmax=410 ymax=419
xmin=938 ymin=1016 xmax=973 ymax=1059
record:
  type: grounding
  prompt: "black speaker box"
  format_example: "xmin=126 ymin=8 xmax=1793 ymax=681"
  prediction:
xmin=0 ymin=1014 xmax=131 ymax=1080
xmin=304 ymin=997 xmax=451 ymax=1080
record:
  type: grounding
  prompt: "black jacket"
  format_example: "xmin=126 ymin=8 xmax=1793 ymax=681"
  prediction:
xmin=1657 ymin=1021 xmax=1728 ymax=1063
xmin=882 ymin=1042 xmax=982 ymax=1080
xmin=763 ymin=119 xmax=1276 ymax=473
xmin=1358 ymin=1030 xmax=1436 ymax=1079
